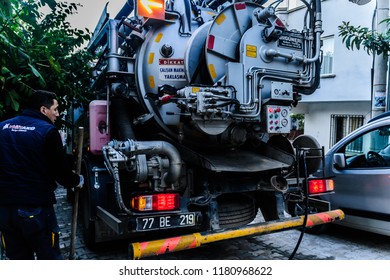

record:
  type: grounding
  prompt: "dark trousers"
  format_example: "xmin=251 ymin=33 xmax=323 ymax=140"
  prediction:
xmin=0 ymin=206 xmax=63 ymax=260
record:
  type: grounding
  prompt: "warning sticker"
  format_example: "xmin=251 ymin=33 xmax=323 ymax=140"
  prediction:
xmin=159 ymin=59 xmax=186 ymax=81
xmin=246 ymin=44 xmax=257 ymax=58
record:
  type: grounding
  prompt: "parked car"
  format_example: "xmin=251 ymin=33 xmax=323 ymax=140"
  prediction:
xmin=321 ymin=112 xmax=390 ymax=236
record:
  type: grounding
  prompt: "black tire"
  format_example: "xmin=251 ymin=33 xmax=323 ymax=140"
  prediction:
xmin=292 ymin=135 xmax=322 ymax=176
xmin=217 ymin=194 xmax=257 ymax=229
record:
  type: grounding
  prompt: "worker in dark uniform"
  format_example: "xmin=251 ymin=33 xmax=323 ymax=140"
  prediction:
xmin=0 ymin=90 xmax=83 ymax=260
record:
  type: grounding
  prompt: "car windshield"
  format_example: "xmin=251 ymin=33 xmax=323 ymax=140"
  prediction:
xmin=343 ymin=125 xmax=390 ymax=168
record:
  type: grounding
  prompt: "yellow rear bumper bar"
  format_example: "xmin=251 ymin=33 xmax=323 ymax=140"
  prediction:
xmin=129 ymin=209 xmax=344 ymax=259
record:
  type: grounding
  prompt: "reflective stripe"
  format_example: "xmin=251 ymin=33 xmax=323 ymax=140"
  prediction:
xmin=51 ymin=231 xmax=61 ymax=248
xmin=51 ymin=232 xmax=55 ymax=247
xmin=1 ymin=232 xmax=5 ymax=250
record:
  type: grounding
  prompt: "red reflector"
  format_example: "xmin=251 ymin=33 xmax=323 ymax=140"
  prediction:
xmin=160 ymin=94 xmax=173 ymax=104
xmin=308 ymin=179 xmax=334 ymax=194
xmin=275 ymin=18 xmax=286 ymax=28
xmin=131 ymin=193 xmax=180 ymax=211
xmin=207 ymin=34 xmax=215 ymax=50
xmin=235 ymin=3 xmax=246 ymax=10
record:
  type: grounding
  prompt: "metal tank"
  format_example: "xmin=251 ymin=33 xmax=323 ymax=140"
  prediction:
xmin=91 ymin=0 xmax=320 ymax=148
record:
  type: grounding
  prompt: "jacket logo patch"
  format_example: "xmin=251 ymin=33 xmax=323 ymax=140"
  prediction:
xmin=2 ymin=123 xmax=36 ymax=132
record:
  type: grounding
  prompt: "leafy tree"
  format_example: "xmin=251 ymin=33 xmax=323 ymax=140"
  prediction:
xmin=338 ymin=20 xmax=390 ymax=58
xmin=291 ymin=113 xmax=305 ymax=131
xmin=0 ymin=0 xmax=93 ymax=120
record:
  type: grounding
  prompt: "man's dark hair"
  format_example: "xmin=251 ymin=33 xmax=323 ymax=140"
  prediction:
xmin=27 ymin=90 xmax=57 ymax=110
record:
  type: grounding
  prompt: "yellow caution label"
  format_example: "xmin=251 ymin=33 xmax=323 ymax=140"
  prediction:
xmin=208 ymin=64 xmax=217 ymax=79
xmin=148 ymin=76 xmax=155 ymax=88
xmin=155 ymin=33 xmax=163 ymax=43
xmin=192 ymin=87 xmax=200 ymax=93
xmin=148 ymin=52 xmax=155 ymax=64
xmin=246 ymin=45 xmax=257 ymax=58
xmin=215 ymin=13 xmax=226 ymax=25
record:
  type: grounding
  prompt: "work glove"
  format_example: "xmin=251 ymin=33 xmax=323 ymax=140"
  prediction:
xmin=76 ymin=174 xmax=84 ymax=189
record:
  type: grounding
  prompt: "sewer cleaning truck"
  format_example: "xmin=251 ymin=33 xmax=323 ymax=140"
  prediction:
xmin=73 ymin=0 xmax=344 ymax=259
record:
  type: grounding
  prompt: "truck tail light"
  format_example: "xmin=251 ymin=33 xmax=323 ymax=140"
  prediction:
xmin=308 ymin=179 xmax=334 ymax=195
xmin=131 ymin=193 xmax=180 ymax=211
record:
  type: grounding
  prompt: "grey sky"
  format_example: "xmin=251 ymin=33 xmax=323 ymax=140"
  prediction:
xmin=68 ymin=0 xmax=124 ymax=31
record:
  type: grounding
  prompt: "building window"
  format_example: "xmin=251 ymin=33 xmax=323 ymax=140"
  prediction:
xmin=330 ymin=114 xmax=364 ymax=147
xmin=321 ymin=36 xmax=334 ymax=75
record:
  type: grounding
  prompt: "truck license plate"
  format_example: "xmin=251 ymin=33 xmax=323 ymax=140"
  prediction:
xmin=136 ymin=213 xmax=196 ymax=231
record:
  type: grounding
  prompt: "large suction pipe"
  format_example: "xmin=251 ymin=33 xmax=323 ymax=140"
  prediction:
xmin=133 ymin=141 xmax=182 ymax=184
xmin=111 ymin=140 xmax=182 ymax=185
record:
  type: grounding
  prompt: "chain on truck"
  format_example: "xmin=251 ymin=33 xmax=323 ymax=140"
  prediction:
xmin=68 ymin=0 xmax=344 ymax=259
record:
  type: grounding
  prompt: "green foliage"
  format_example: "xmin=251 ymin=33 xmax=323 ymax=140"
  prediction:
xmin=291 ymin=113 xmax=305 ymax=131
xmin=0 ymin=0 xmax=93 ymax=119
xmin=338 ymin=21 xmax=390 ymax=58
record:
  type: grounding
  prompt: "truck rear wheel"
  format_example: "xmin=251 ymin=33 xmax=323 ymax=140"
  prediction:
xmin=217 ymin=194 xmax=256 ymax=229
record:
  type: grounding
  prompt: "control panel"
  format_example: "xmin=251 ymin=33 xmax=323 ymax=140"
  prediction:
xmin=265 ymin=105 xmax=291 ymax=133
xmin=271 ymin=81 xmax=293 ymax=100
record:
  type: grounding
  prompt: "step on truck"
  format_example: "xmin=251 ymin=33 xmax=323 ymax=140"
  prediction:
xmin=71 ymin=0 xmax=344 ymax=259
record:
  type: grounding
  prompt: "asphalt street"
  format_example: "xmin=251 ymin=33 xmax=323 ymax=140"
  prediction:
xmin=55 ymin=188 xmax=390 ymax=260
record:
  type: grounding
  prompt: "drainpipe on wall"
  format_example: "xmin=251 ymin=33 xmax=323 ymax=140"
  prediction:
xmin=349 ymin=0 xmax=389 ymax=119
xmin=372 ymin=0 xmax=389 ymax=118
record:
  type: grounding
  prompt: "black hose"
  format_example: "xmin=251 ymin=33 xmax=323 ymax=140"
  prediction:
xmin=288 ymin=149 xmax=309 ymax=260
xmin=111 ymin=97 xmax=136 ymax=140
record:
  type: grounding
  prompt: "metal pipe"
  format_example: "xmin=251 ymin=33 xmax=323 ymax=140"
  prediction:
xmin=102 ymin=146 xmax=133 ymax=215
xmin=305 ymin=0 xmax=322 ymax=63
xmin=264 ymin=0 xmax=322 ymax=65
xmin=114 ymin=0 xmax=135 ymax=20
xmin=117 ymin=140 xmax=182 ymax=185
xmin=108 ymin=19 xmax=120 ymax=74
xmin=135 ymin=141 xmax=182 ymax=185
xmin=129 ymin=209 xmax=345 ymax=259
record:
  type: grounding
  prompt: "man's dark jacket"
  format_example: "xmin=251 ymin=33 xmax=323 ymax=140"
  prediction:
xmin=0 ymin=109 xmax=79 ymax=207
